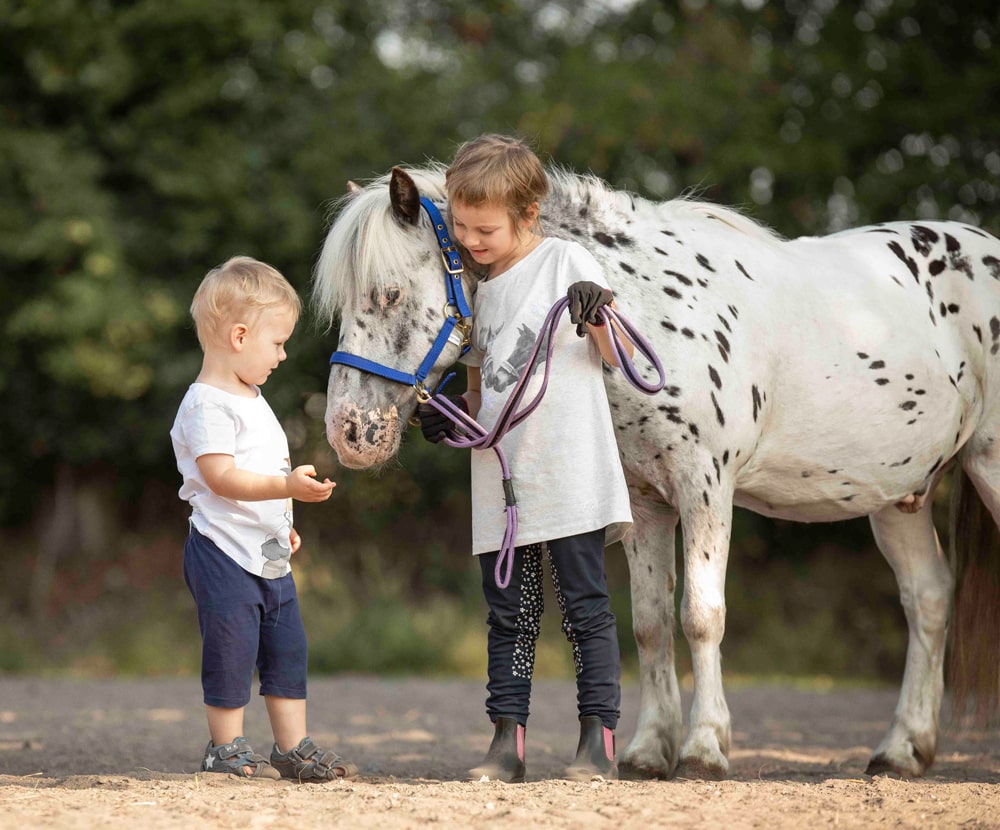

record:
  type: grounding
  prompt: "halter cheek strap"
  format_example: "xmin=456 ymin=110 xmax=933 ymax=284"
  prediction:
xmin=329 ymin=197 xmax=471 ymax=393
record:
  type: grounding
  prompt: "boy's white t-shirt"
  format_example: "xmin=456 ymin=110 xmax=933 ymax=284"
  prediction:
xmin=170 ymin=383 xmax=294 ymax=579
xmin=462 ymin=237 xmax=632 ymax=555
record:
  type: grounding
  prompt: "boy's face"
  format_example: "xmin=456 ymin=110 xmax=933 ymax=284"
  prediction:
xmin=234 ymin=305 xmax=297 ymax=387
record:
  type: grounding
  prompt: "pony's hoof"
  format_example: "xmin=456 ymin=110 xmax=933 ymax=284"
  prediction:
xmin=865 ymin=752 xmax=925 ymax=778
xmin=675 ymin=757 xmax=727 ymax=780
xmin=618 ymin=756 xmax=672 ymax=781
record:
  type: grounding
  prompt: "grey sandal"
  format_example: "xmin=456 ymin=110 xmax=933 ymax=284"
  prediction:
xmin=270 ymin=737 xmax=358 ymax=782
xmin=201 ymin=736 xmax=281 ymax=779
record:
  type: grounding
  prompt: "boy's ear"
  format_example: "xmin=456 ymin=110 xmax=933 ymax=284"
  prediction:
xmin=230 ymin=323 xmax=249 ymax=350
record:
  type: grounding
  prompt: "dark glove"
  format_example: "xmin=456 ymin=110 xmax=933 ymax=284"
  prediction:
xmin=417 ymin=394 xmax=469 ymax=443
xmin=567 ymin=280 xmax=614 ymax=337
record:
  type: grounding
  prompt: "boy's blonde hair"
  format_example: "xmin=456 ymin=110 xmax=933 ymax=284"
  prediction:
xmin=445 ymin=134 xmax=549 ymax=229
xmin=190 ymin=256 xmax=301 ymax=348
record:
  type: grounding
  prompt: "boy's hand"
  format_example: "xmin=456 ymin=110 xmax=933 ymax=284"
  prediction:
xmin=286 ymin=465 xmax=336 ymax=502
xmin=289 ymin=527 xmax=302 ymax=554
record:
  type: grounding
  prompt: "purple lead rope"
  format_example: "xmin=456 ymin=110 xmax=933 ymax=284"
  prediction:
xmin=429 ymin=297 xmax=666 ymax=588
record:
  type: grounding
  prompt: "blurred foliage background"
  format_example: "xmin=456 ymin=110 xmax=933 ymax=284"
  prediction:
xmin=1 ymin=0 xmax=998 ymax=688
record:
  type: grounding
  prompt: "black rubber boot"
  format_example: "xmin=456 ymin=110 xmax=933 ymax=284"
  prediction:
xmin=468 ymin=716 xmax=526 ymax=783
xmin=565 ymin=715 xmax=618 ymax=780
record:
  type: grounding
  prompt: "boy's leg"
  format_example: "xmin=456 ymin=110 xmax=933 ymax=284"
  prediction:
xmin=183 ymin=528 xmax=276 ymax=778
xmin=206 ymin=705 xmax=247 ymax=748
xmin=478 ymin=543 xmax=545 ymax=725
xmin=258 ymin=574 xmax=357 ymax=781
xmin=264 ymin=696 xmax=307 ymax=755
xmin=546 ymin=529 xmax=621 ymax=730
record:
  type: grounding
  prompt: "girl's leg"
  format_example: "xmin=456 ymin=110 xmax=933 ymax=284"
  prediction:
xmin=478 ymin=543 xmax=545 ymax=724
xmin=546 ymin=528 xmax=621 ymax=729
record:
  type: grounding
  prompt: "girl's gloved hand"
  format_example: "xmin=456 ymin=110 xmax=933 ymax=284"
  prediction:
xmin=567 ymin=281 xmax=614 ymax=337
xmin=417 ymin=395 xmax=469 ymax=443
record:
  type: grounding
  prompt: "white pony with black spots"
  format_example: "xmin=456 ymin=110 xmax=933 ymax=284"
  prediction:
xmin=313 ymin=163 xmax=1000 ymax=779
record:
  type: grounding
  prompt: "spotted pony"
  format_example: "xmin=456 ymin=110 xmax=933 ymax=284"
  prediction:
xmin=313 ymin=164 xmax=1000 ymax=779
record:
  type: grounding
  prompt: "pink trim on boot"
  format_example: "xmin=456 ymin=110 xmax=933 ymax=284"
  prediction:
xmin=603 ymin=726 xmax=615 ymax=761
xmin=517 ymin=724 xmax=526 ymax=761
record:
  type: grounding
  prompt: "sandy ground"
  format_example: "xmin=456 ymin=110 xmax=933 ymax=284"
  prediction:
xmin=0 ymin=676 xmax=997 ymax=829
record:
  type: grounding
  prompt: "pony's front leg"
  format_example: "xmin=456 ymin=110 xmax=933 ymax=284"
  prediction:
xmin=867 ymin=502 xmax=952 ymax=777
xmin=676 ymin=484 xmax=734 ymax=779
xmin=618 ymin=495 xmax=682 ymax=780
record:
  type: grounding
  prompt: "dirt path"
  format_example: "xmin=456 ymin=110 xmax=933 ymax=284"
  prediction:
xmin=0 ymin=676 xmax=997 ymax=828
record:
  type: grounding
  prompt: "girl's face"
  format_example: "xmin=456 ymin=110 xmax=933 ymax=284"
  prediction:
xmin=450 ymin=199 xmax=537 ymax=277
xmin=234 ymin=305 xmax=297 ymax=387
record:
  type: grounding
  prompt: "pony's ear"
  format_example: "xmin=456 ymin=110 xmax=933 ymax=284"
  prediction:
xmin=389 ymin=166 xmax=421 ymax=226
xmin=346 ymin=180 xmax=362 ymax=196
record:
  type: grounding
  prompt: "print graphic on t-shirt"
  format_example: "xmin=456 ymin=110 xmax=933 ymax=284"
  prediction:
xmin=481 ymin=321 xmax=545 ymax=393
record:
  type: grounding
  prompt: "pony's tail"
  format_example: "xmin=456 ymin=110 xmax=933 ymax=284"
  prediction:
xmin=947 ymin=465 xmax=1000 ymax=723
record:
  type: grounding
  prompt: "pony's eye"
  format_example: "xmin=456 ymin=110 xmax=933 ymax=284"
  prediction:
xmin=368 ymin=286 xmax=404 ymax=311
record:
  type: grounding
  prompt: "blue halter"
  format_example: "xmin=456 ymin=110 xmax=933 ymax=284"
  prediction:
xmin=328 ymin=197 xmax=472 ymax=400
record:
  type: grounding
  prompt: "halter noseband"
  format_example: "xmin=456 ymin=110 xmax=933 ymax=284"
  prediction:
xmin=328 ymin=197 xmax=472 ymax=401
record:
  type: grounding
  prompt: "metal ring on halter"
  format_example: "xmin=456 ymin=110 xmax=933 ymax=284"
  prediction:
xmin=407 ymin=381 xmax=432 ymax=427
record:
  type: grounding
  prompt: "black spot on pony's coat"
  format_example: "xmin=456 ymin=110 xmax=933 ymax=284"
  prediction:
xmin=857 ymin=352 xmax=869 ymax=359
xmin=696 ymin=253 xmax=715 ymax=272
xmin=929 ymin=259 xmax=946 ymax=276
xmin=888 ymin=241 xmax=920 ymax=281
xmin=973 ymin=324 xmax=983 ymax=343
xmin=926 ymin=282 xmax=935 ymax=302
xmin=658 ymin=405 xmax=684 ymax=424
xmin=712 ymin=457 xmax=721 ymax=483
xmin=889 ymin=457 xmax=911 ymax=467
xmin=594 ymin=231 xmax=616 ymax=247
xmin=620 ymin=262 xmax=635 ymax=274
xmin=654 ymin=247 xmax=669 ymax=256
xmin=661 ymin=320 xmax=677 ymax=333
xmin=722 ymin=450 xmax=729 ymax=464
xmin=716 ymin=313 xmax=732 ymax=333
xmin=948 ymin=303 xmax=960 ymax=314
xmin=911 ymin=225 xmax=939 ymax=256
xmin=751 ymin=385 xmax=762 ymax=422
xmin=940 ymin=303 xmax=948 ymax=318
xmin=735 ymin=261 xmax=754 ymax=281
xmin=945 ymin=233 xmax=961 ymax=253
xmin=900 ymin=401 xmax=917 ymax=411
xmin=708 ymin=366 xmax=722 ymax=389
xmin=702 ymin=491 xmax=710 ymax=507
xmin=869 ymin=360 xmax=885 ymax=370
xmin=660 ymin=229 xmax=676 ymax=237
xmin=728 ymin=304 xmax=739 ymax=320
xmin=711 ymin=392 xmax=725 ymax=426
xmin=875 ymin=378 xmax=890 ymax=385
xmin=664 ymin=385 xmax=682 ymax=397
xmin=689 ymin=422 xmax=700 ymax=438
xmin=663 ymin=286 xmax=683 ymax=300
xmin=984 ymin=255 xmax=1000 ymax=280
xmin=681 ymin=328 xmax=695 ymax=339
xmin=665 ymin=269 xmax=693 ymax=286
xmin=715 ymin=330 xmax=731 ymax=363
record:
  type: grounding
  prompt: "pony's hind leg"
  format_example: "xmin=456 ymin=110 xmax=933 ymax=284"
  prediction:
xmin=617 ymin=495 xmax=682 ymax=780
xmin=867 ymin=500 xmax=952 ymax=777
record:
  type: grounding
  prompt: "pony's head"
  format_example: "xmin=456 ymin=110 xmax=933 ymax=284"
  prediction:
xmin=313 ymin=166 xmax=475 ymax=469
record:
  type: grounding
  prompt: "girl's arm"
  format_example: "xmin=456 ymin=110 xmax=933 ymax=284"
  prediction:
xmin=464 ymin=366 xmax=483 ymax=418
xmin=196 ymin=454 xmax=335 ymax=503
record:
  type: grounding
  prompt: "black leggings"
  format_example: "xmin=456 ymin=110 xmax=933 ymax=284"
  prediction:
xmin=478 ymin=527 xmax=620 ymax=730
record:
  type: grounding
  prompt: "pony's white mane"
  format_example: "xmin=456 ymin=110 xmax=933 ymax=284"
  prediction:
xmin=312 ymin=164 xmax=448 ymax=324
xmin=313 ymin=163 xmax=779 ymax=324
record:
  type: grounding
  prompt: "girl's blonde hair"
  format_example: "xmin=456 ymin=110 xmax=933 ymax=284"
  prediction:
xmin=445 ymin=134 xmax=549 ymax=228
xmin=190 ymin=256 xmax=301 ymax=348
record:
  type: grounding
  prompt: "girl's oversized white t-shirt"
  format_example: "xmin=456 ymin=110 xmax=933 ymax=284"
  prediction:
xmin=170 ymin=383 xmax=294 ymax=579
xmin=462 ymin=237 xmax=632 ymax=555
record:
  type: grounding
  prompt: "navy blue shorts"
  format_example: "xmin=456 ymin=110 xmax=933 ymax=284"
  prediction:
xmin=183 ymin=527 xmax=308 ymax=709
